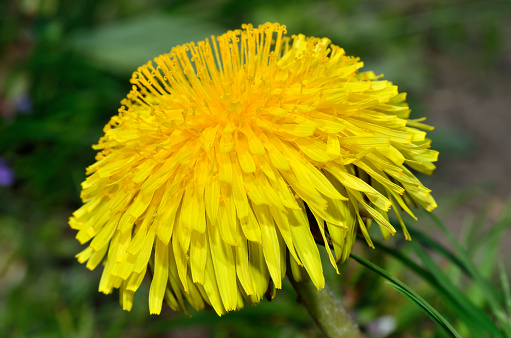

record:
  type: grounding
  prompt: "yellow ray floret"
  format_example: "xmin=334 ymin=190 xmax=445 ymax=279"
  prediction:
xmin=70 ymin=22 xmax=438 ymax=315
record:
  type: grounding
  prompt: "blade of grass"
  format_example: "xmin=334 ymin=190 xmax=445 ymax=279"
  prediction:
xmin=407 ymin=227 xmax=469 ymax=275
xmin=410 ymin=241 xmax=503 ymax=337
xmin=428 ymin=212 xmax=511 ymax=337
xmin=370 ymin=238 xmax=433 ymax=281
xmin=472 ymin=198 xmax=511 ymax=252
xmin=501 ymin=263 xmax=511 ymax=317
xmin=369 ymin=238 xmax=492 ymax=337
xmin=463 ymin=202 xmax=490 ymax=252
xmin=464 ymin=218 xmax=505 ymax=308
xmin=499 ymin=263 xmax=511 ymax=333
xmin=385 ymin=282 xmax=455 ymax=335
xmin=350 ymin=253 xmax=462 ymax=338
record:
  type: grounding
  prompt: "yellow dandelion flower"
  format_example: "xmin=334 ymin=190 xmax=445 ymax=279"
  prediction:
xmin=70 ymin=23 xmax=438 ymax=316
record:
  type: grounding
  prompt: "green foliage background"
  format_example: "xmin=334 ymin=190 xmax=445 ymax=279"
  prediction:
xmin=1 ymin=0 xmax=510 ymax=337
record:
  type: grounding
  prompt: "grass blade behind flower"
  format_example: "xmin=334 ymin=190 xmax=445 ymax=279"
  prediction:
xmin=410 ymin=242 xmax=503 ymax=337
xmin=371 ymin=238 xmax=493 ymax=336
xmin=428 ymin=212 xmax=511 ymax=337
xmin=350 ymin=253 xmax=462 ymax=338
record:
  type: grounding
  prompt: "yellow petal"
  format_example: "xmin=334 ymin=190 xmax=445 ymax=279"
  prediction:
xmin=148 ymin=239 xmax=169 ymax=315
xmin=190 ymin=230 xmax=208 ymax=284
xmin=288 ymin=205 xmax=325 ymax=289
xmin=253 ymin=203 xmax=282 ymax=288
xmin=207 ymin=223 xmax=237 ymax=311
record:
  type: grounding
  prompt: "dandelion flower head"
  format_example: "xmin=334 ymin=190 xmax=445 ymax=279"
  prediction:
xmin=70 ymin=23 xmax=438 ymax=315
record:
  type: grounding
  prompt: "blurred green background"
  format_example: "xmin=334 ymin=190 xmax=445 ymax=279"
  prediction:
xmin=1 ymin=0 xmax=510 ymax=337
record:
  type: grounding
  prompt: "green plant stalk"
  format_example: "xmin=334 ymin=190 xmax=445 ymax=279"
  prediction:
xmin=288 ymin=276 xmax=364 ymax=338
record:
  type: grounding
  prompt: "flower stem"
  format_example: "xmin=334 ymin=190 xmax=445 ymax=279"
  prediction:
xmin=289 ymin=277 xmax=364 ymax=337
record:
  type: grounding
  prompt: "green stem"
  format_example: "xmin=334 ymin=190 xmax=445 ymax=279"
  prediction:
xmin=288 ymin=277 xmax=364 ymax=337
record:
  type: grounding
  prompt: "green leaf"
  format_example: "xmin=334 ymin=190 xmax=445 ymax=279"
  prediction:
xmin=350 ymin=253 xmax=462 ymax=338
xmin=69 ymin=13 xmax=224 ymax=74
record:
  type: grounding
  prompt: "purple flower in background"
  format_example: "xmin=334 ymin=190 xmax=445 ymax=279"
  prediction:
xmin=16 ymin=92 xmax=32 ymax=114
xmin=0 ymin=158 xmax=15 ymax=186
